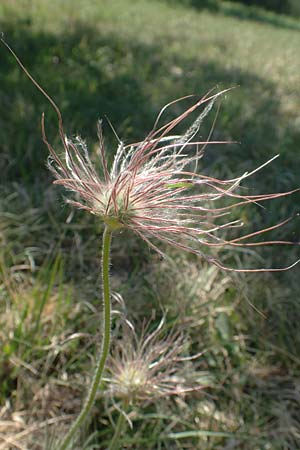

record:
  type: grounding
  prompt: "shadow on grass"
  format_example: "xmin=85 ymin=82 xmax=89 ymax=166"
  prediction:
xmin=0 ymin=22 xmax=156 ymax=183
xmin=167 ymin=0 xmax=300 ymax=31
xmin=220 ymin=3 xmax=300 ymax=32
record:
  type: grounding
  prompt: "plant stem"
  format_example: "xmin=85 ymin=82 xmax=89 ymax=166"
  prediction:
xmin=108 ymin=403 xmax=128 ymax=450
xmin=58 ymin=226 xmax=113 ymax=450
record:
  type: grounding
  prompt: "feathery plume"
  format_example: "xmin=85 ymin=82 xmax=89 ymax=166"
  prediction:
xmin=43 ymin=92 xmax=299 ymax=272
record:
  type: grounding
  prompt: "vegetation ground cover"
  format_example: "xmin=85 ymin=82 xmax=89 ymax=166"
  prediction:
xmin=0 ymin=0 xmax=300 ymax=448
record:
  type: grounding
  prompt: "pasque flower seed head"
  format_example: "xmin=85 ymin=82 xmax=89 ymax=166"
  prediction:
xmin=43 ymin=91 xmax=299 ymax=272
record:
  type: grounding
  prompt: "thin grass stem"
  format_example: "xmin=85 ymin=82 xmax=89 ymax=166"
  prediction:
xmin=108 ymin=403 xmax=128 ymax=450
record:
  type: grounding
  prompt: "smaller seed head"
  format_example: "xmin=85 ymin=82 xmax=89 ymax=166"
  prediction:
xmin=106 ymin=318 xmax=203 ymax=404
xmin=114 ymin=364 xmax=149 ymax=400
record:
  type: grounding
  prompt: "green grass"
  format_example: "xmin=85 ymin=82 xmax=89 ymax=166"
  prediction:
xmin=1 ymin=0 xmax=300 ymax=448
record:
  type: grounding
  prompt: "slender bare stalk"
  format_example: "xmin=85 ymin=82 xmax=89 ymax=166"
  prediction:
xmin=58 ymin=227 xmax=112 ymax=450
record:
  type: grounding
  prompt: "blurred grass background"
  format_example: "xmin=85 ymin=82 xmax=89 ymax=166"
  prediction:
xmin=0 ymin=0 xmax=300 ymax=448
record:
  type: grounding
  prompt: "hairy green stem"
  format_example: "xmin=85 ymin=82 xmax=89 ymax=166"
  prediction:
xmin=108 ymin=402 xmax=128 ymax=450
xmin=58 ymin=227 xmax=112 ymax=450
